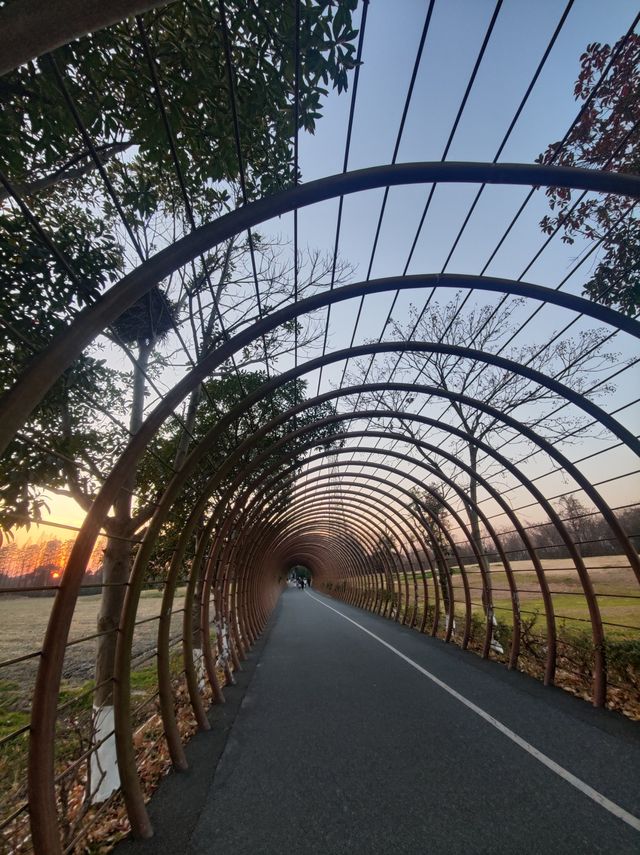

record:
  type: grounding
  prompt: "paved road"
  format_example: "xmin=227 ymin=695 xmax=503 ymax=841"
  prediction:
xmin=119 ymin=588 xmax=640 ymax=854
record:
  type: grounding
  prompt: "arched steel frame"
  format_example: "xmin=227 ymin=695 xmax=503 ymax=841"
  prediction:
xmin=1 ymin=162 xmax=639 ymax=453
xmin=1 ymin=163 xmax=636 ymax=852
xmin=27 ymin=342 xmax=633 ymax=844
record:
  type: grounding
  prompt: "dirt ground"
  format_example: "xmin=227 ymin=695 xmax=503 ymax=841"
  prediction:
xmin=451 ymin=555 xmax=638 ymax=597
xmin=0 ymin=587 xmax=188 ymax=711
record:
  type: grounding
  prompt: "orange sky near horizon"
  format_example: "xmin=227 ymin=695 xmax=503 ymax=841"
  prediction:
xmin=5 ymin=476 xmax=639 ymax=554
xmin=7 ymin=493 xmax=89 ymax=548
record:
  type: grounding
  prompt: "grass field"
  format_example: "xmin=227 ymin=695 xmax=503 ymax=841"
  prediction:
xmin=0 ymin=585 xmax=202 ymax=846
xmin=0 ymin=586 xmax=189 ymax=712
xmin=381 ymin=556 xmax=639 ymax=640
xmin=447 ymin=556 xmax=640 ymax=639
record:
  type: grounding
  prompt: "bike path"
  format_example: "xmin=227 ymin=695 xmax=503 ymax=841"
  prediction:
xmin=120 ymin=587 xmax=640 ymax=854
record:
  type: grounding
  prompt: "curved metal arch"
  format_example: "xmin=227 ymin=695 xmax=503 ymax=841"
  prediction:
xmin=66 ymin=343 xmax=636 ymax=665
xmin=197 ymin=444 xmax=468 ymax=638
xmin=27 ymin=350 xmax=639 ymax=842
xmin=273 ymin=506 xmax=417 ymax=616
xmin=207 ymin=414 xmax=548 ymax=647
xmin=228 ymin=482 xmax=420 ymax=624
xmin=275 ymin=522 xmax=412 ymax=616
xmin=275 ymin=531 xmax=370 ymax=588
xmin=242 ymin=482 xmax=456 ymax=639
xmin=3 ymin=164 xmax=639 ymax=454
xmin=273 ymin=532 xmax=370 ymax=598
xmin=13 ymin=158 xmax=640 ymax=852
xmin=270 ymin=516 xmax=393 ymax=614
xmin=41 ymin=378 xmax=632 ymax=840
xmin=162 ymin=370 xmax=638 ymax=593
xmin=145 ymin=387 xmax=612 ymax=704
xmin=255 ymin=486 xmax=441 ymax=626
xmin=275 ymin=530 xmax=374 ymax=606
xmin=27 ymin=318 xmax=640 ymax=735
xmin=211 ymin=410 xmax=557 ymax=655
xmin=218 ymin=505 xmax=398 ymax=638
xmin=30 ymin=354 xmax=636 ymax=816
xmin=255 ymin=465 xmax=485 ymax=626
xmin=222 ymin=485 xmax=414 ymax=620
xmin=252 ymin=442 xmax=520 ymax=636
xmin=271 ymin=502 xmax=406 ymax=584
xmin=34 ymin=332 xmax=630 ymax=832
xmin=237 ymin=463 xmax=477 ymax=637
xmin=231 ymin=449 xmax=606 ymax=692
xmin=232 ymin=517 xmax=380 ymax=647
xmin=234 ymin=517 xmax=376 ymax=646
xmin=254 ymin=509 xmax=404 ymax=611
xmin=236 ymin=486 xmax=428 ymax=624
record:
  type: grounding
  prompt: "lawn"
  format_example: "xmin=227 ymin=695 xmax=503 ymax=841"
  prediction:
xmin=0 ymin=586 xmax=189 ymax=711
xmin=386 ymin=556 xmax=640 ymax=641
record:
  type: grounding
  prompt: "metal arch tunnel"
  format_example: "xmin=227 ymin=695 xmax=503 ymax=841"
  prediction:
xmin=1 ymin=163 xmax=640 ymax=852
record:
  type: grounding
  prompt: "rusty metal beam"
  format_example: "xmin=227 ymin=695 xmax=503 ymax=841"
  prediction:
xmin=3 ymin=171 xmax=639 ymax=455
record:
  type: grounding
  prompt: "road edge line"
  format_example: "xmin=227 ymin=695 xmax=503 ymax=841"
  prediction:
xmin=306 ymin=591 xmax=640 ymax=833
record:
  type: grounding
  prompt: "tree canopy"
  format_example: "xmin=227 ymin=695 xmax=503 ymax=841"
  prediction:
xmin=1 ymin=0 xmax=359 ymax=211
xmin=0 ymin=0 xmax=360 ymax=540
xmin=538 ymin=34 xmax=639 ymax=315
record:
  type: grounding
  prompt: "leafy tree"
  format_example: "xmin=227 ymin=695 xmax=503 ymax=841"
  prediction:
xmin=0 ymin=0 xmax=359 ymax=800
xmin=137 ymin=372 xmax=343 ymax=583
xmin=0 ymin=0 xmax=359 ymax=210
xmin=537 ymin=34 xmax=640 ymax=314
xmin=0 ymin=235 xmax=352 ymax=804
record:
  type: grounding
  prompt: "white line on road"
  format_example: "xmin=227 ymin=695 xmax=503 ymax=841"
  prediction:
xmin=307 ymin=591 xmax=640 ymax=833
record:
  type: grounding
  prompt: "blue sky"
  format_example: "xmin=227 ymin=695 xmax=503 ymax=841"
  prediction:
xmin=272 ymin=0 xmax=640 ymax=518
xmin=18 ymin=0 xmax=639 ymax=543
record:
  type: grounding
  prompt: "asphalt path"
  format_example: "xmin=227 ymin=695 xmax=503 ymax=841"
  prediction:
xmin=119 ymin=587 xmax=640 ymax=854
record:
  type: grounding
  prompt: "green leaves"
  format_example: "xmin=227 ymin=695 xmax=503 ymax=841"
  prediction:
xmin=0 ymin=1 xmax=359 ymax=213
xmin=0 ymin=1 xmax=359 ymax=539
xmin=538 ymin=34 xmax=640 ymax=316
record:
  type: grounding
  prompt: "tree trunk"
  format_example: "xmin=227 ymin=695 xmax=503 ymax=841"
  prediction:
xmin=467 ymin=443 xmax=490 ymax=590
xmin=89 ymin=341 xmax=150 ymax=802
xmin=437 ymin=557 xmax=450 ymax=615
xmin=173 ymin=384 xmax=202 ymax=473
xmin=467 ymin=443 xmax=502 ymax=652
xmin=190 ymin=528 xmax=208 ymax=690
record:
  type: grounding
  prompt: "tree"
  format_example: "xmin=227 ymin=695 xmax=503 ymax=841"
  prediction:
xmin=410 ymin=483 xmax=453 ymax=624
xmin=556 ymin=495 xmax=594 ymax=559
xmin=136 ymin=372 xmax=343 ymax=584
xmin=347 ymin=295 xmax=617 ymax=631
xmin=537 ymin=34 xmax=640 ymax=314
xmin=0 ymin=0 xmax=359 ymax=209
xmin=0 ymin=235 xmax=352 ymax=800
xmin=0 ymin=1 xmax=360 ymax=801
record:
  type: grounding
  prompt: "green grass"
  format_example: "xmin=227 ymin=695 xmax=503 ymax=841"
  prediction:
xmin=58 ymin=679 xmax=95 ymax=711
xmin=0 ymin=679 xmax=30 ymax=741
xmin=139 ymin=585 xmax=187 ymax=600
xmin=0 ymin=680 xmax=31 ymax=818
xmin=131 ymin=662 xmax=160 ymax=692
xmin=130 ymin=651 xmax=184 ymax=694
xmin=487 ymin=594 xmax=640 ymax=639
xmin=0 ymin=707 xmax=30 ymax=740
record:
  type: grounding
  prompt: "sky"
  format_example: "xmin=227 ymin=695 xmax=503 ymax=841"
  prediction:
xmin=270 ymin=0 xmax=640 ymax=529
xmin=12 ymin=0 xmax=640 ymax=550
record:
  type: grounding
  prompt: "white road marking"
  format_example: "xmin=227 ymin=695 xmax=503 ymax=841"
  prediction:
xmin=306 ymin=591 xmax=640 ymax=833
